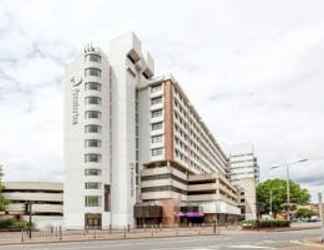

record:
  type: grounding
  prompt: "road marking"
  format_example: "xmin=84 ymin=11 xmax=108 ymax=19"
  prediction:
xmin=290 ymin=240 xmax=324 ymax=248
xmin=227 ymin=245 xmax=276 ymax=249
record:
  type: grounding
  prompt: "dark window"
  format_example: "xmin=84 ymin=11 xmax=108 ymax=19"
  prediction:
xmin=84 ymin=153 xmax=101 ymax=163
xmin=86 ymin=54 xmax=102 ymax=63
xmin=85 ymin=139 xmax=102 ymax=148
xmin=151 ymin=135 xmax=162 ymax=143
xmin=152 ymin=122 xmax=163 ymax=130
xmin=85 ymin=82 xmax=101 ymax=91
xmin=104 ymin=185 xmax=111 ymax=212
xmin=85 ymin=96 xmax=101 ymax=105
xmin=85 ymin=68 xmax=102 ymax=77
xmin=85 ymin=182 xmax=101 ymax=189
xmin=152 ymin=148 xmax=163 ymax=156
xmin=85 ymin=110 xmax=101 ymax=119
xmin=151 ymin=96 xmax=162 ymax=105
xmin=85 ymin=125 xmax=102 ymax=133
xmin=151 ymin=109 xmax=162 ymax=118
xmin=85 ymin=196 xmax=100 ymax=207
xmin=85 ymin=169 xmax=102 ymax=176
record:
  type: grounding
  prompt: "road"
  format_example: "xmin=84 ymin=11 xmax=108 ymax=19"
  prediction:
xmin=0 ymin=229 xmax=323 ymax=250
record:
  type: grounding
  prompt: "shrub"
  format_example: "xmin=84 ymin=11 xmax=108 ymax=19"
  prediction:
xmin=0 ymin=218 xmax=16 ymax=229
xmin=0 ymin=218 xmax=32 ymax=230
xmin=241 ymin=219 xmax=290 ymax=229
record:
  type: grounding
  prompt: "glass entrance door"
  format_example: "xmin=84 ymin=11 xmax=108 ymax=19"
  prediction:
xmin=85 ymin=213 xmax=102 ymax=229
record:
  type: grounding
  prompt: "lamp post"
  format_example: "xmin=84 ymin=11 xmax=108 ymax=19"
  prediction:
xmin=270 ymin=158 xmax=308 ymax=222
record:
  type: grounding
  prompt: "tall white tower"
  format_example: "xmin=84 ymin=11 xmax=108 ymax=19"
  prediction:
xmin=64 ymin=45 xmax=111 ymax=229
xmin=64 ymin=33 xmax=154 ymax=229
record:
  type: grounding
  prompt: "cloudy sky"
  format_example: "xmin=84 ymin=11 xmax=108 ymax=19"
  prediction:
xmin=1 ymin=0 xmax=324 ymax=201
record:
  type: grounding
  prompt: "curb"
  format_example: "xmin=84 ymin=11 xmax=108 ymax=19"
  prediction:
xmin=0 ymin=232 xmax=223 ymax=247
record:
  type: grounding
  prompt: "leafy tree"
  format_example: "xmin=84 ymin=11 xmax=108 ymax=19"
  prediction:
xmin=296 ymin=208 xmax=315 ymax=219
xmin=256 ymin=178 xmax=310 ymax=217
xmin=0 ymin=165 xmax=9 ymax=211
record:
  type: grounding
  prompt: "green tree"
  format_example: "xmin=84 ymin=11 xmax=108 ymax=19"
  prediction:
xmin=256 ymin=178 xmax=310 ymax=217
xmin=296 ymin=208 xmax=315 ymax=219
xmin=0 ymin=165 xmax=9 ymax=211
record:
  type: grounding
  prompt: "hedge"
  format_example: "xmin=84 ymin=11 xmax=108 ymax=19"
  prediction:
xmin=0 ymin=218 xmax=31 ymax=230
xmin=241 ymin=219 xmax=290 ymax=229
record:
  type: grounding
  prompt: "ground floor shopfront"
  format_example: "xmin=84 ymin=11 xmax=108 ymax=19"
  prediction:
xmin=134 ymin=201 xmax=241 ymax=227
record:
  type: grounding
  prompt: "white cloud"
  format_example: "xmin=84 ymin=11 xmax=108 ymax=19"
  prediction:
xmin=1 ymin=0 xmax=324 ymax=201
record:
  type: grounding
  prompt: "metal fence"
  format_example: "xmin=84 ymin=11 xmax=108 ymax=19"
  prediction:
xmin=0 ymin=223 xmax=241 ymax=245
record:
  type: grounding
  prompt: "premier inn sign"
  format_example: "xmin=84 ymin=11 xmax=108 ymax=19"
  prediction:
xmin=71 ymin=76 xmax=83 ymax=125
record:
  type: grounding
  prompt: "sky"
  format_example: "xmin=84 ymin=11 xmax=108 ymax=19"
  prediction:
xmin=0 ymin=0 xmax=324 ymax=201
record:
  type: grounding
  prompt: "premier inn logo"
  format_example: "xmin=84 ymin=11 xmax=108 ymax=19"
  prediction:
xmin=70 ymin=76 xmax=83 ymax=87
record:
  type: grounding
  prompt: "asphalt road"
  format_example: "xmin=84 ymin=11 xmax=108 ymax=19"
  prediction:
xmin=0 ymin=229 xmax=322 ymax=250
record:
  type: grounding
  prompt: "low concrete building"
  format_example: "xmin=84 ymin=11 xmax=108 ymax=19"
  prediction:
xmin=137 ymin=171 xmax=240 ymax=226
xmin=2 ymin=182 xmax=63 ymax=229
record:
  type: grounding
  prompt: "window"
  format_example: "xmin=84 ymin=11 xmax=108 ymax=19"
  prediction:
xmin=151 ymin=135 xmax=162 ymax=143
xmin=152 ymin=147 xmax=163 ymax=156
xmin=85 ymin=68 xmax=102 ymax=77
xmin=85 ymin=82 xmax=101 ymax=91
xmin=85 ymin=196 xmax=100 ymax=207
xmin=85 ymin=125 xmax=102 ymax=133
xmin=85 ymin=96 xmax=101 ymax=105
xmin=86 ymin=54 xmax=102 ymax=63
xmin=85 ymin=169 xmax=102 ymax=176
xmin=84 ymin=153 xmax=101 ymax=163
xmin=151 ymin=96 xmax=162 ymax=105
xmin=85 ymin=139 xmax=102 ymax=148
xmin=104 ymin=185 xmax=111 ymax=212
xmin=85 ymin=182 xmax=101 ymax=189
xmin=151 ymin=84 xmax=162 ymax=93
xmin=85 ymin=111 xmax=101 ymax=119
xmin=151 ymin=109 xmax=162 ymax=118
xmin=152 ymin=122 xmax=163 ymax=131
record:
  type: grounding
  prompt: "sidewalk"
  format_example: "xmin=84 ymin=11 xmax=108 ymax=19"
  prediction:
xmin=0 ymin=226 xmax=223 ymax=246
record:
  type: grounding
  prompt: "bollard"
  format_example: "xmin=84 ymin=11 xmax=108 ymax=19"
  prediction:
xmin=109 ymin=224 xmax=112 ymax=234
xmin=21 ymin=229 xmax=24 ymax=242
xmin=94 ymin=228 xmax=97 ymax=239
xmin=127 ymin=224 xmax=130 ymax=233
xmin=213 ymin=223 xmax=216 ymax=234
xmin=123 ymin=226 xmax=127 ymax=239
xmin=59 ymin=226 xmax=62 ymax=240
xmin=151 ymin=225 xmax=154 ymax=237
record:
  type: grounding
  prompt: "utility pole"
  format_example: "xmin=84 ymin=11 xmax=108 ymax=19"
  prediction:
xmin=318 ymin=193 xmax=324 ymax=243
xmin=270 ymin=158 xmax=308 ymax=222
xmin=269 ymin=189 xmax=273 ymax=218
xmin=27 ymin=201 xmax=32 ymax=239
xmin=286 ymin=164 xmax=291 ymax=222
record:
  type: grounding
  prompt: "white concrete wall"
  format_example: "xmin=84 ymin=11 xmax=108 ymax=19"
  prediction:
xmin=64 ymin=48 xmax=111 ymax=229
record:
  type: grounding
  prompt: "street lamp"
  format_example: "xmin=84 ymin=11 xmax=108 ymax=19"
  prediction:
xmin=270 ymin=158 xmax=308 ymax=222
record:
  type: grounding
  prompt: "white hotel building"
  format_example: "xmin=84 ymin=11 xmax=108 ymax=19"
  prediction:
xmin=64 ymin=32 xmax=241 ymax=229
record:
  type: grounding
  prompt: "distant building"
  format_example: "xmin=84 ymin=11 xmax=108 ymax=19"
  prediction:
xmin=229 ymin=145 xmax=259 ymax=220
xmin=2 ymin=182 xmax=63 ymax=229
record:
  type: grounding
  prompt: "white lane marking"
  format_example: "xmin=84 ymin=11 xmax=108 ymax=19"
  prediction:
xmin=290 ymin=240 xmax=324 ymax=248
xmin=227 ymin=245 xmax=276 ymax=249
xmin=151 ymin=248 xmax=212 ymax=250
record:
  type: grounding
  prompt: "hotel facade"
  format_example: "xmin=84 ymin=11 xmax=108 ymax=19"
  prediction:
xmin=64 ymin=33 xmax=241 ymax=229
